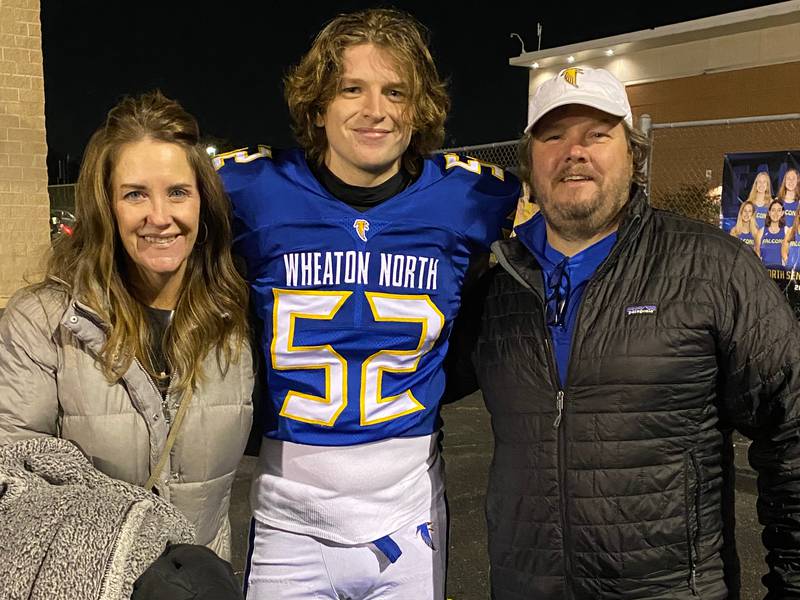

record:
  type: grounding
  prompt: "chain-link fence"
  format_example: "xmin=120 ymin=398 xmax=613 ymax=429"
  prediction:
xmin=649 ymin=114 xmax=800 ymax=225
xmin=45 ymin=144 xmax=524 ymax=213
xmin=48 ymin=184 xmax=76 ymax=212
xmin=438 ymin=116 xmax=800 ymax=230
xmin=48 ymin=117 xmax=800 ymax=226
xmin=437 ymin=140 xmax=519 ymax=173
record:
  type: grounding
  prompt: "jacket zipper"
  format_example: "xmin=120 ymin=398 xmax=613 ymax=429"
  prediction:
xmin=494 ymin=243 xmax=576 ymax=596
xmin=97 ymin=499 xmax=156 ymax=600
xmin=133 ymin=357 xmax=171 ymax=426
xmin=133 ymin=356 xmax=178 ymax=492
xmin=549 ymin=212 xmax=645 ymax=598
xmin=163 ymin=388 xmax=172 ymax=427
xmin=543 ymin=321 xmax=572 ymax=598
xmin=683 ymin=453 xmax=698 ymax=596
xmin=553 ymin=390 xmax=564 ymax=429
xmin=690 ymin=452 xmax=702 ymax=548
xmin=97 ymin=512 xmax=125 ymax=600
xmin=683 ymin=451 xmax=700 ymax=596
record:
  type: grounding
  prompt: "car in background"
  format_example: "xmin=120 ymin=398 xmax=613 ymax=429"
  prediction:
xmin=50 ymin=209 xmax=76 ymax=239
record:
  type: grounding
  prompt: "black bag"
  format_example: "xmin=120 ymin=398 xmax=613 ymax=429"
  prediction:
xmin=132 ymin=543 xmax=244 ymax=600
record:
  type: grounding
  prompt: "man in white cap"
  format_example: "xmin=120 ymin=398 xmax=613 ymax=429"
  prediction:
xmin=446 ymin=67 xmax=800 ymax=598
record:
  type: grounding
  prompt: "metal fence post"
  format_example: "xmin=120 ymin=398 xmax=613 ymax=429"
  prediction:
xmin=638 ymin=113 xmax=653 ymax=196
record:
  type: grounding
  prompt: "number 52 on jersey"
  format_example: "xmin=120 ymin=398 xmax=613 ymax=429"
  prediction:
xmin=271 ymin=289 xmax=445 ymax=428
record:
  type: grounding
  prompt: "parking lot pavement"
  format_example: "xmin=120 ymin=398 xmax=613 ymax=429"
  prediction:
xmin=229 ymin=392 xmax=767 ymax=599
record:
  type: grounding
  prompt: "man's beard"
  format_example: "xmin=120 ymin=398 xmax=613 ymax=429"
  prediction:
xmin=533 ymin=166 xmax=633 ymax=242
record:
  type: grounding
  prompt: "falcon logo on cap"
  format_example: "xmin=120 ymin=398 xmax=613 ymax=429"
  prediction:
xmin=353 ymin=218 xmax=370 ymax=242
xmin=561 ymin=67 xmax=584 ymax=88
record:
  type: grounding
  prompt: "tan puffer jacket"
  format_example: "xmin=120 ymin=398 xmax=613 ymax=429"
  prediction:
xmin=0 ymin=283 xmax=254 ymax=561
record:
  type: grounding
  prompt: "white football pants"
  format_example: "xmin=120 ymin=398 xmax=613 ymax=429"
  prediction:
xmin=244 ymin=498 xmax=446 ymax=600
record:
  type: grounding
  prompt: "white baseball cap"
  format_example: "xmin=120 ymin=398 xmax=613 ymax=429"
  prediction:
xmin=524 ymin=67 xmax=633 ymax=133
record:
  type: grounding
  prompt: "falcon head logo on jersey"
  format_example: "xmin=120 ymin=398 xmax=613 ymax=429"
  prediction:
xmin=561 ymin=67 xmax=584 ymax=88
xmin=354 ymin=219 xmax=370 ymax=242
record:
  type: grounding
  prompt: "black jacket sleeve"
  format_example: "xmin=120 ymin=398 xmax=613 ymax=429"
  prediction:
xmin=443 ymin=266 xmax=494 ymax=404
xmin=718 ymin=245 xmax=800 ymax=598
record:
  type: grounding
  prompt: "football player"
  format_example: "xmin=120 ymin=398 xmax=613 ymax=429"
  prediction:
xmin=215 ymin=8 xmax=520 ymax=599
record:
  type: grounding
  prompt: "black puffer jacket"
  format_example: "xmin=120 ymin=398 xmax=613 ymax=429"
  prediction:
xmin=451 ymin=190 xmax=800 ymax=599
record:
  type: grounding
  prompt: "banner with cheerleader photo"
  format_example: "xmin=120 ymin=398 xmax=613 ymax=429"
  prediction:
xmin=721 ymin=150 xmax=800 ymax=318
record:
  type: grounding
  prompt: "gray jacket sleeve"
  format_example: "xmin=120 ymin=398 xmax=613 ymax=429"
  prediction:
xmin=0 ymin=287 xmax=61 ymax=441
xmin=718 ymin=244 xmax=800 ymax=597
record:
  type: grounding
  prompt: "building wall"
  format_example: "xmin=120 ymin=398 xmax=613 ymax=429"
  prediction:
xmin=627 ymin=61 xmax=800 ymax=124
xmin=0 ymin=0 xmax=48 ymax=308
xmin=624 ymin=62 xmax=800 ymax=224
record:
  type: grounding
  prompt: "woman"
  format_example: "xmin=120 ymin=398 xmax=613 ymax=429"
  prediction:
xmin=778 ymin=168 xmax=799 ymax=229
xmin=729 ymin=200 xmax=759 ymax=252
xmin=746 ymin=171 xmax=773 ymax=229
xmin=781 ymin=171 xmax=800 ymax=271
xmin=0 ymin=92 xmax=253 ymax=560
xmin=756 ymin=199 xmax=788 ymax=268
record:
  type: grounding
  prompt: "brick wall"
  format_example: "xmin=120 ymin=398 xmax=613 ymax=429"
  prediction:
xmin=627 ymin=61 xmax=800 ymax=124
xmin=0 ymin=0 xmax=48 ymax=307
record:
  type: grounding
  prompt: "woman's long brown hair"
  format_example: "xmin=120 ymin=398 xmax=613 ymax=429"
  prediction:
xmin=47 ymin=91 xmax=249 ymax=393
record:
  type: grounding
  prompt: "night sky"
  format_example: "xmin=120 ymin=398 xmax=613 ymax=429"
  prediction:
xmin=41 ymin=0 xmax=784 ymax=183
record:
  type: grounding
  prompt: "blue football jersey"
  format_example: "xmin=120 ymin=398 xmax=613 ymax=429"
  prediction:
xmin=217 ymin=147 xmax=520 ymax=446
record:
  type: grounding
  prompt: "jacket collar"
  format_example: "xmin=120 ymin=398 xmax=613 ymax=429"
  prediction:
xmin=615 ymin=184 xmax=649 ymax=246
xmin=47 ymin=276 xmax=110 ymax=358
xmin=594 ymin=184 xmax=648 ymax=280
xmin=58 ymin=288 xmax=174 ymax=406
xmin=61 ymin=301 xmax=108 ymax=359
xmin=491 ymin=236 xmax=544 ymax=296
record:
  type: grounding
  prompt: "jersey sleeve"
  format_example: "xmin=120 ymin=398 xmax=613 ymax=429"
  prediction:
xmin=436 ymin=153 xmax=522 ymax=251
xmin=214 ymin=146 xmax=274 ymax=271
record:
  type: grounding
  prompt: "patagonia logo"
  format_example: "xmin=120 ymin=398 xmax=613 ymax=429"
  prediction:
xmin=353 ymin=218 xmax=370 ymax=242
xmin=626 ymin=304 xmax=657 ymax=316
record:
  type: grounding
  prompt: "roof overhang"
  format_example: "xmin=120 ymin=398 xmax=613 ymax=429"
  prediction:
xmin=510 ymin=1 xmax=800 ymax=84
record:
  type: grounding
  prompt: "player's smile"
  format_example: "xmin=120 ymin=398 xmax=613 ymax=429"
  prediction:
xmin=317 ymin=43 xmax=412 ymax=187
xmin=353 ymin=127 xmax=393 ymax=141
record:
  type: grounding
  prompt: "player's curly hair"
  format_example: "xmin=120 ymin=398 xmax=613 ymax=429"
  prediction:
xmin=285 ymin=8 xmax=450 ymax=175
